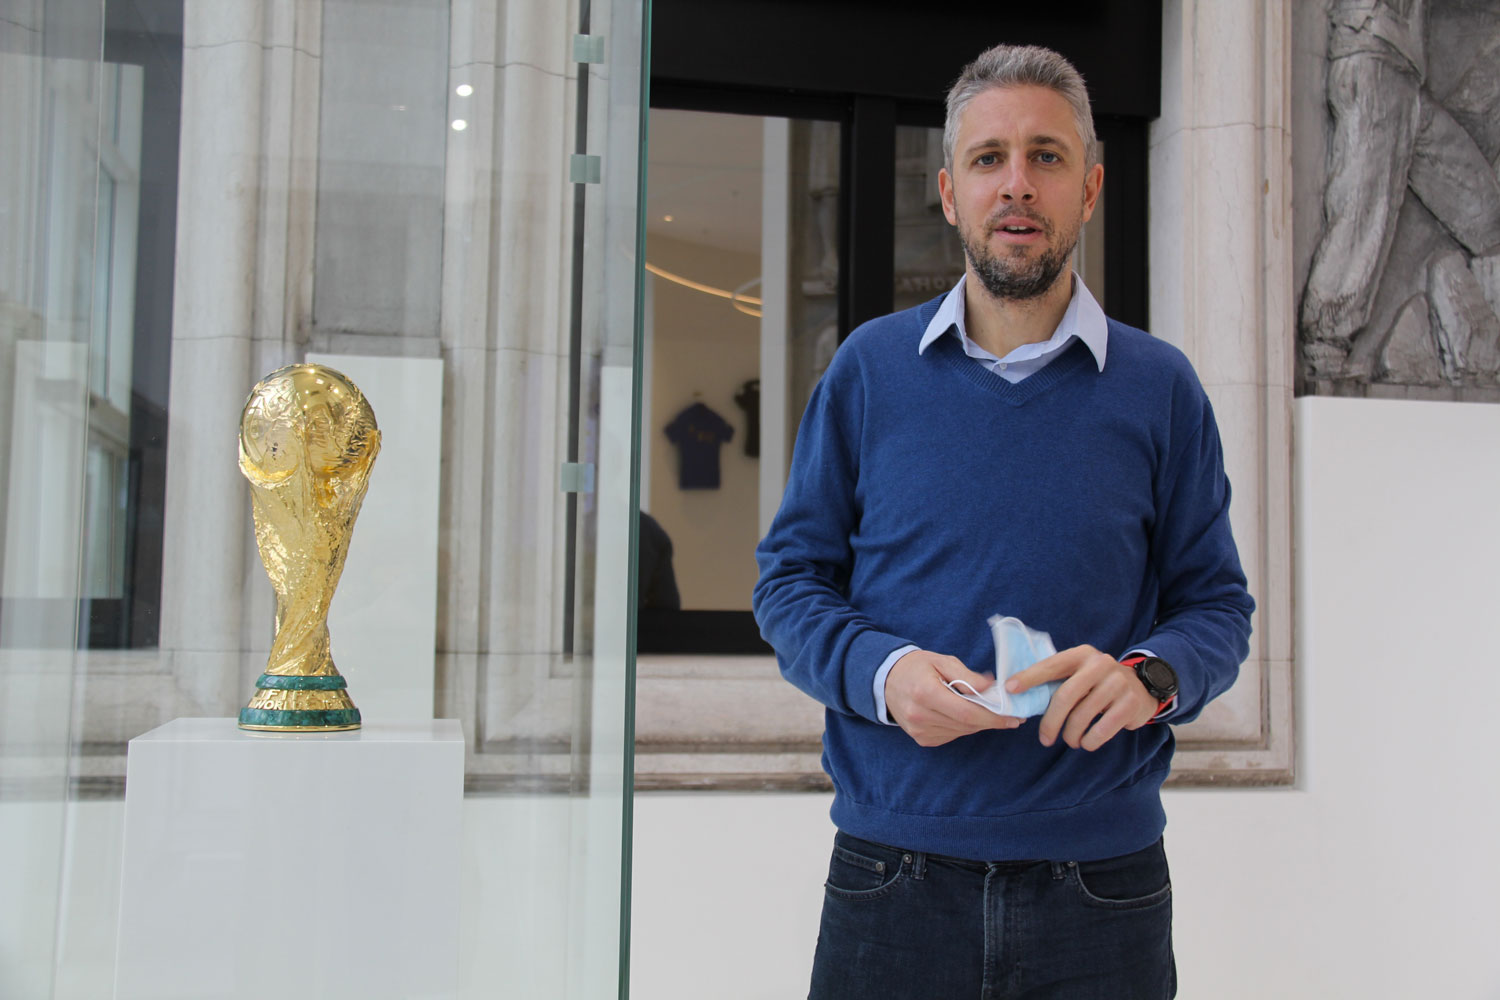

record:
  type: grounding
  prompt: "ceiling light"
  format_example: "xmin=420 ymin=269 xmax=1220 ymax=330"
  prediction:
xmin=455 ymin=84 xmax=473 ymax=97
xmin=451 ymin=119 xmax=468 ymax=131
xmin=645 ymin=261 xmax=763 ymax=318
xmin=663 ymin=214 xmax=673 ymax=222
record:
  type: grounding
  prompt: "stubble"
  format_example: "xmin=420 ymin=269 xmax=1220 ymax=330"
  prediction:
xmin=958 ymin=204 xmax=1082 ymax=302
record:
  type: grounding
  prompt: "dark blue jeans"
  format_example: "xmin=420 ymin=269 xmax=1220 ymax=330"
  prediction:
xmin=809 ymin=831 xmax=1175 ymax=999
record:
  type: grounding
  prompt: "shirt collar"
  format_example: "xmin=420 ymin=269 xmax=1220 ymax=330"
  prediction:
xmin=917 ymin=272 xmax=1109 ymax=371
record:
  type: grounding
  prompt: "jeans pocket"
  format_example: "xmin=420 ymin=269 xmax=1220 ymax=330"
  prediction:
xmin=1069 ymin=837 xmax=1172 ymax=910
xmin=824 ymin=835 xmax=907 ymax=901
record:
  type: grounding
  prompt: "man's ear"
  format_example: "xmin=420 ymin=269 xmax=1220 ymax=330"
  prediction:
xmin=939 ymin=167 xmax=958 ymax=226
xmin=1081 ymin=162 xmax=1104 ymax=223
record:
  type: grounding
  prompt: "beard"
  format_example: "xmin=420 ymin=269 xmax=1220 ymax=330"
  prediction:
xmin=958 ymin=205 xmax=1080 ymax=302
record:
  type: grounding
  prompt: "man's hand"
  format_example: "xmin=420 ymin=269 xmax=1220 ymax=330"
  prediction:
xmin=1006 ymin=645 xmax=1158 ymax=751
xmin=885 ymin=650 xmax=1022 ymax=747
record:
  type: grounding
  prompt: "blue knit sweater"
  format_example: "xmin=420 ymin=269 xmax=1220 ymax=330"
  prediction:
xmin=752 ymin=297 xmax=1254 ymax=861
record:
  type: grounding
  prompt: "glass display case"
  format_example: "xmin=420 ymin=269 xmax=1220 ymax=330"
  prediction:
xmin=0 ymin=0 xmax=647 ymax=996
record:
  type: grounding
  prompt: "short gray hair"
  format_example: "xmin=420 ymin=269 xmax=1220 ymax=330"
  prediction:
xmin=943 ymin=44 xmax=1098 ymax=171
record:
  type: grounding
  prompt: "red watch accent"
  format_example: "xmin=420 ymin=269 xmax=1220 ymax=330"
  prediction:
xmin=1120 ymin=655 xmax=1174 ymax=721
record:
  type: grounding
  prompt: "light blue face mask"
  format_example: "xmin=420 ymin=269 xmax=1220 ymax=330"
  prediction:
xmin=946 ymin=615 xmax=1062 ymax=719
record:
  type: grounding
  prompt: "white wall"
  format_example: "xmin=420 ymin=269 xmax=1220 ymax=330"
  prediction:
xmin=629 ymin=397 xmax=1500 ymax=999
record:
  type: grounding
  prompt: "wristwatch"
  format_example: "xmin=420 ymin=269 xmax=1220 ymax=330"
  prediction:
xmin=1120 ymin=654 xmax=1178 ymax=718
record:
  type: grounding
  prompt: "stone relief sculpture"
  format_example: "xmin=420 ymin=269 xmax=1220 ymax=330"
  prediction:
xmin=1301 ymin=0 xmax=1500 ymax=392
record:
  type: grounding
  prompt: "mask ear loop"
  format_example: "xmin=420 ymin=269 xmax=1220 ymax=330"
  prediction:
xmin=946 ymin=678 xmax=984 ymax=697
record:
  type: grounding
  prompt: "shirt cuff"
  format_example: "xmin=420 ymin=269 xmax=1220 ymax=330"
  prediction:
xmin=1123 ymin=648 xmax=1176 ymax=722
xmin=873 ymin=644 xmax=919 ymax=726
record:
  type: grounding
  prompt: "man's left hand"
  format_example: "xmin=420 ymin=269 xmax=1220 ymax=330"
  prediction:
xmin=1005 ymin=645 xmax=1158 ymax=751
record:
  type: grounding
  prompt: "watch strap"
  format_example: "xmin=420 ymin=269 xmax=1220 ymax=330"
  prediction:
xmin=1120 ymin=654 xmax=1175 ymax=720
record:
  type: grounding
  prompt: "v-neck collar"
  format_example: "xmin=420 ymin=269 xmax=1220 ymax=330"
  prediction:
xmin=927 ymin=328 xmax=1096 ymax=406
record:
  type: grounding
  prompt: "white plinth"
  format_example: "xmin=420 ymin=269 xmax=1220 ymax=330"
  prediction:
xmin=114 ymin=718 xmax=464 ymax=1000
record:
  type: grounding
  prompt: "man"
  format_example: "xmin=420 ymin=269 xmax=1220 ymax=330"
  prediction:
xmin=752 ymin=43 xmax=1253 ymax=999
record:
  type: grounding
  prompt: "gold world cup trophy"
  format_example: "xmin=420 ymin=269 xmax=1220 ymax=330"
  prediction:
xmin=236 ymin=363 xmax=380 ymax=732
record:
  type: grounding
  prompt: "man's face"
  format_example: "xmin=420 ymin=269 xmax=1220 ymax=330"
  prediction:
xmin=939 ymin=85 xmax=1103 ymax=302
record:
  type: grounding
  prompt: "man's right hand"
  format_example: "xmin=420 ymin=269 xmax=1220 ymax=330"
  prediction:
xmin=885 ymin=649 xmax=1023 ymax=747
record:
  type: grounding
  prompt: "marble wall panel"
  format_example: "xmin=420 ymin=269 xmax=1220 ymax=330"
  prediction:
xmin=158 ymin=336 xmax=249 ymax=654
xmin=435 ymin=345 xmax=489 ymax=655
xmin=170 ymin=45 xmax=262 ymax=342
xmin=484 ymin=349 xmax=568 ymax=655
xmin=1189 ymin=0 xmax=1263 ymax=129
xmin=1209 ymin=382 xmax=1268 ymax=666
xmin=181 ymin=0 xmax=264 ymax=48
xmin=73 ymin=660 xmax=187 ymax=745
xmin=434 ymin=650 xmax=478 ymax=737
xmin=1146 ymin=128 xmax=1188 ymax=354
xmin=1181 ymin=124 xmax=1265 ymax=388
xmin=313 ymin=0 xmax=449 ymax=338
xmin=0 ymin=53 xmax=43 ymax=305
xmin=252 ymin=5 xmax=322 ymax=360
xmin=498 ymin=0 xmax=573 ymax=78
xmin=439 ymin=71 xmax=498 ymax=354
xmin=1149 ymin=0 xmax=1295 ymax=783
xmin=163 ymin=648 xmax=242 ymax=720
xmin=0 ymin=0 xmax=43 ymax=39
xmin=1186 ymin=655 xmax=1264 ymax=743
xmin=491 ymin=62 xmax=573 ymax=356
xmin=479 ymin=653 xmax=574 ymax=749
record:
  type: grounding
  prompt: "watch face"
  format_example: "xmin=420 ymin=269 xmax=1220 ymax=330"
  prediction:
xmin=1140 ymin=658 xmax=1178 ymax=697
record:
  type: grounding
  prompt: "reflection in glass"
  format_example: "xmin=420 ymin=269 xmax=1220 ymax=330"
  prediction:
xmin=1 ymin=1 xmax=646 ymax=996
xmin=894 ymin=125 xmax=967 ymax=314
xmin=643 ymin=110 xmax=840 ymax=613
xmin=0 ymin=8 xmax=108 ymax=994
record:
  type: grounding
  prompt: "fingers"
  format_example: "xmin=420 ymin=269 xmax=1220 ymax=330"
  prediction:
xmin=1006 ymin=645 xmax=1090 ymax=693
xmin=1034 ymin=646 xmax=1157 ymax=750
xmin=886 ymin=650 xmax=1022 ymax=748
xmin=929 ymin=654 xmax=994 ymax=692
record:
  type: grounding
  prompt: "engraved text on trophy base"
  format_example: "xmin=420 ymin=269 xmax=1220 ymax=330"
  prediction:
xmin=244 ymin=687 xmax=359 ymax=713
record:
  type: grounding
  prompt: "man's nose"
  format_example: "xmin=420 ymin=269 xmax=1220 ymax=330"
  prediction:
xmin=998 ymin=162 xmax=1037 ymax=203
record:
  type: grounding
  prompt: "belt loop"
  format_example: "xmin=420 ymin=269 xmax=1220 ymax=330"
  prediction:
xmin=1049 ymin=861 xmax=1067 ymax=880
xmin=907 ymin=851 xmax=927 ymax=880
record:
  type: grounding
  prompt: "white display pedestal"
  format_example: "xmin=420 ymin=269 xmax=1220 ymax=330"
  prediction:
xmin=114 ymin=718 xmax=464 ymax=1000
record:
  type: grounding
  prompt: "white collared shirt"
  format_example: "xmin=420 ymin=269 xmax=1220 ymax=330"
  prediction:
xmin=916 ymin=271 xmax=1110 ymax=380
xmin=873 ymin=274 xmax=1173 ymax=725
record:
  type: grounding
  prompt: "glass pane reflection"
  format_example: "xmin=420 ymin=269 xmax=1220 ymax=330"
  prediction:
xmin=0 ymin=1 xmax=646 ymax=996
xmin=643 ymin=109 xmax=840 ymax=614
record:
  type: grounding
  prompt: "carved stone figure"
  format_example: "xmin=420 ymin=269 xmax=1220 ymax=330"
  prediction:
xmin=1300 ymin=0 xmax=1500 ymax=391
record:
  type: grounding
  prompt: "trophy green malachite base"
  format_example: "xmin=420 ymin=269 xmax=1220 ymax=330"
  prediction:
xmin=238 ymin=673 xmax=362 ymax=732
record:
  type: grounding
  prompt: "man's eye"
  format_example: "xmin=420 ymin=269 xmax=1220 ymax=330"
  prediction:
xmin=1036 ymin=151 xmax=1061 ymax=164
xmin=975 ymin=153 xmax=998 ymax=166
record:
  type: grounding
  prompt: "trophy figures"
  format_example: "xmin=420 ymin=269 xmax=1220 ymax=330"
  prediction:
xmin=236 ymin=364 xmax=381 ymax=732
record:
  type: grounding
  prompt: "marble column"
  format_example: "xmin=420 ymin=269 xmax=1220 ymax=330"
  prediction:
xmin=158 ymin=0 xmax=324 ymax=717
xmin=439 ymin=0 xmax=580 ymax=773
xmin=1150 ymin=0 xmax=1295 ymax=782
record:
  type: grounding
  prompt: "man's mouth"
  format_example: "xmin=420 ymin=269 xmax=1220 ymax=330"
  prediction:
xmin=990 ymin=218 xmax=1047 ymax=244
xmin=988 ymin=213 xmax=1048 ymax=239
